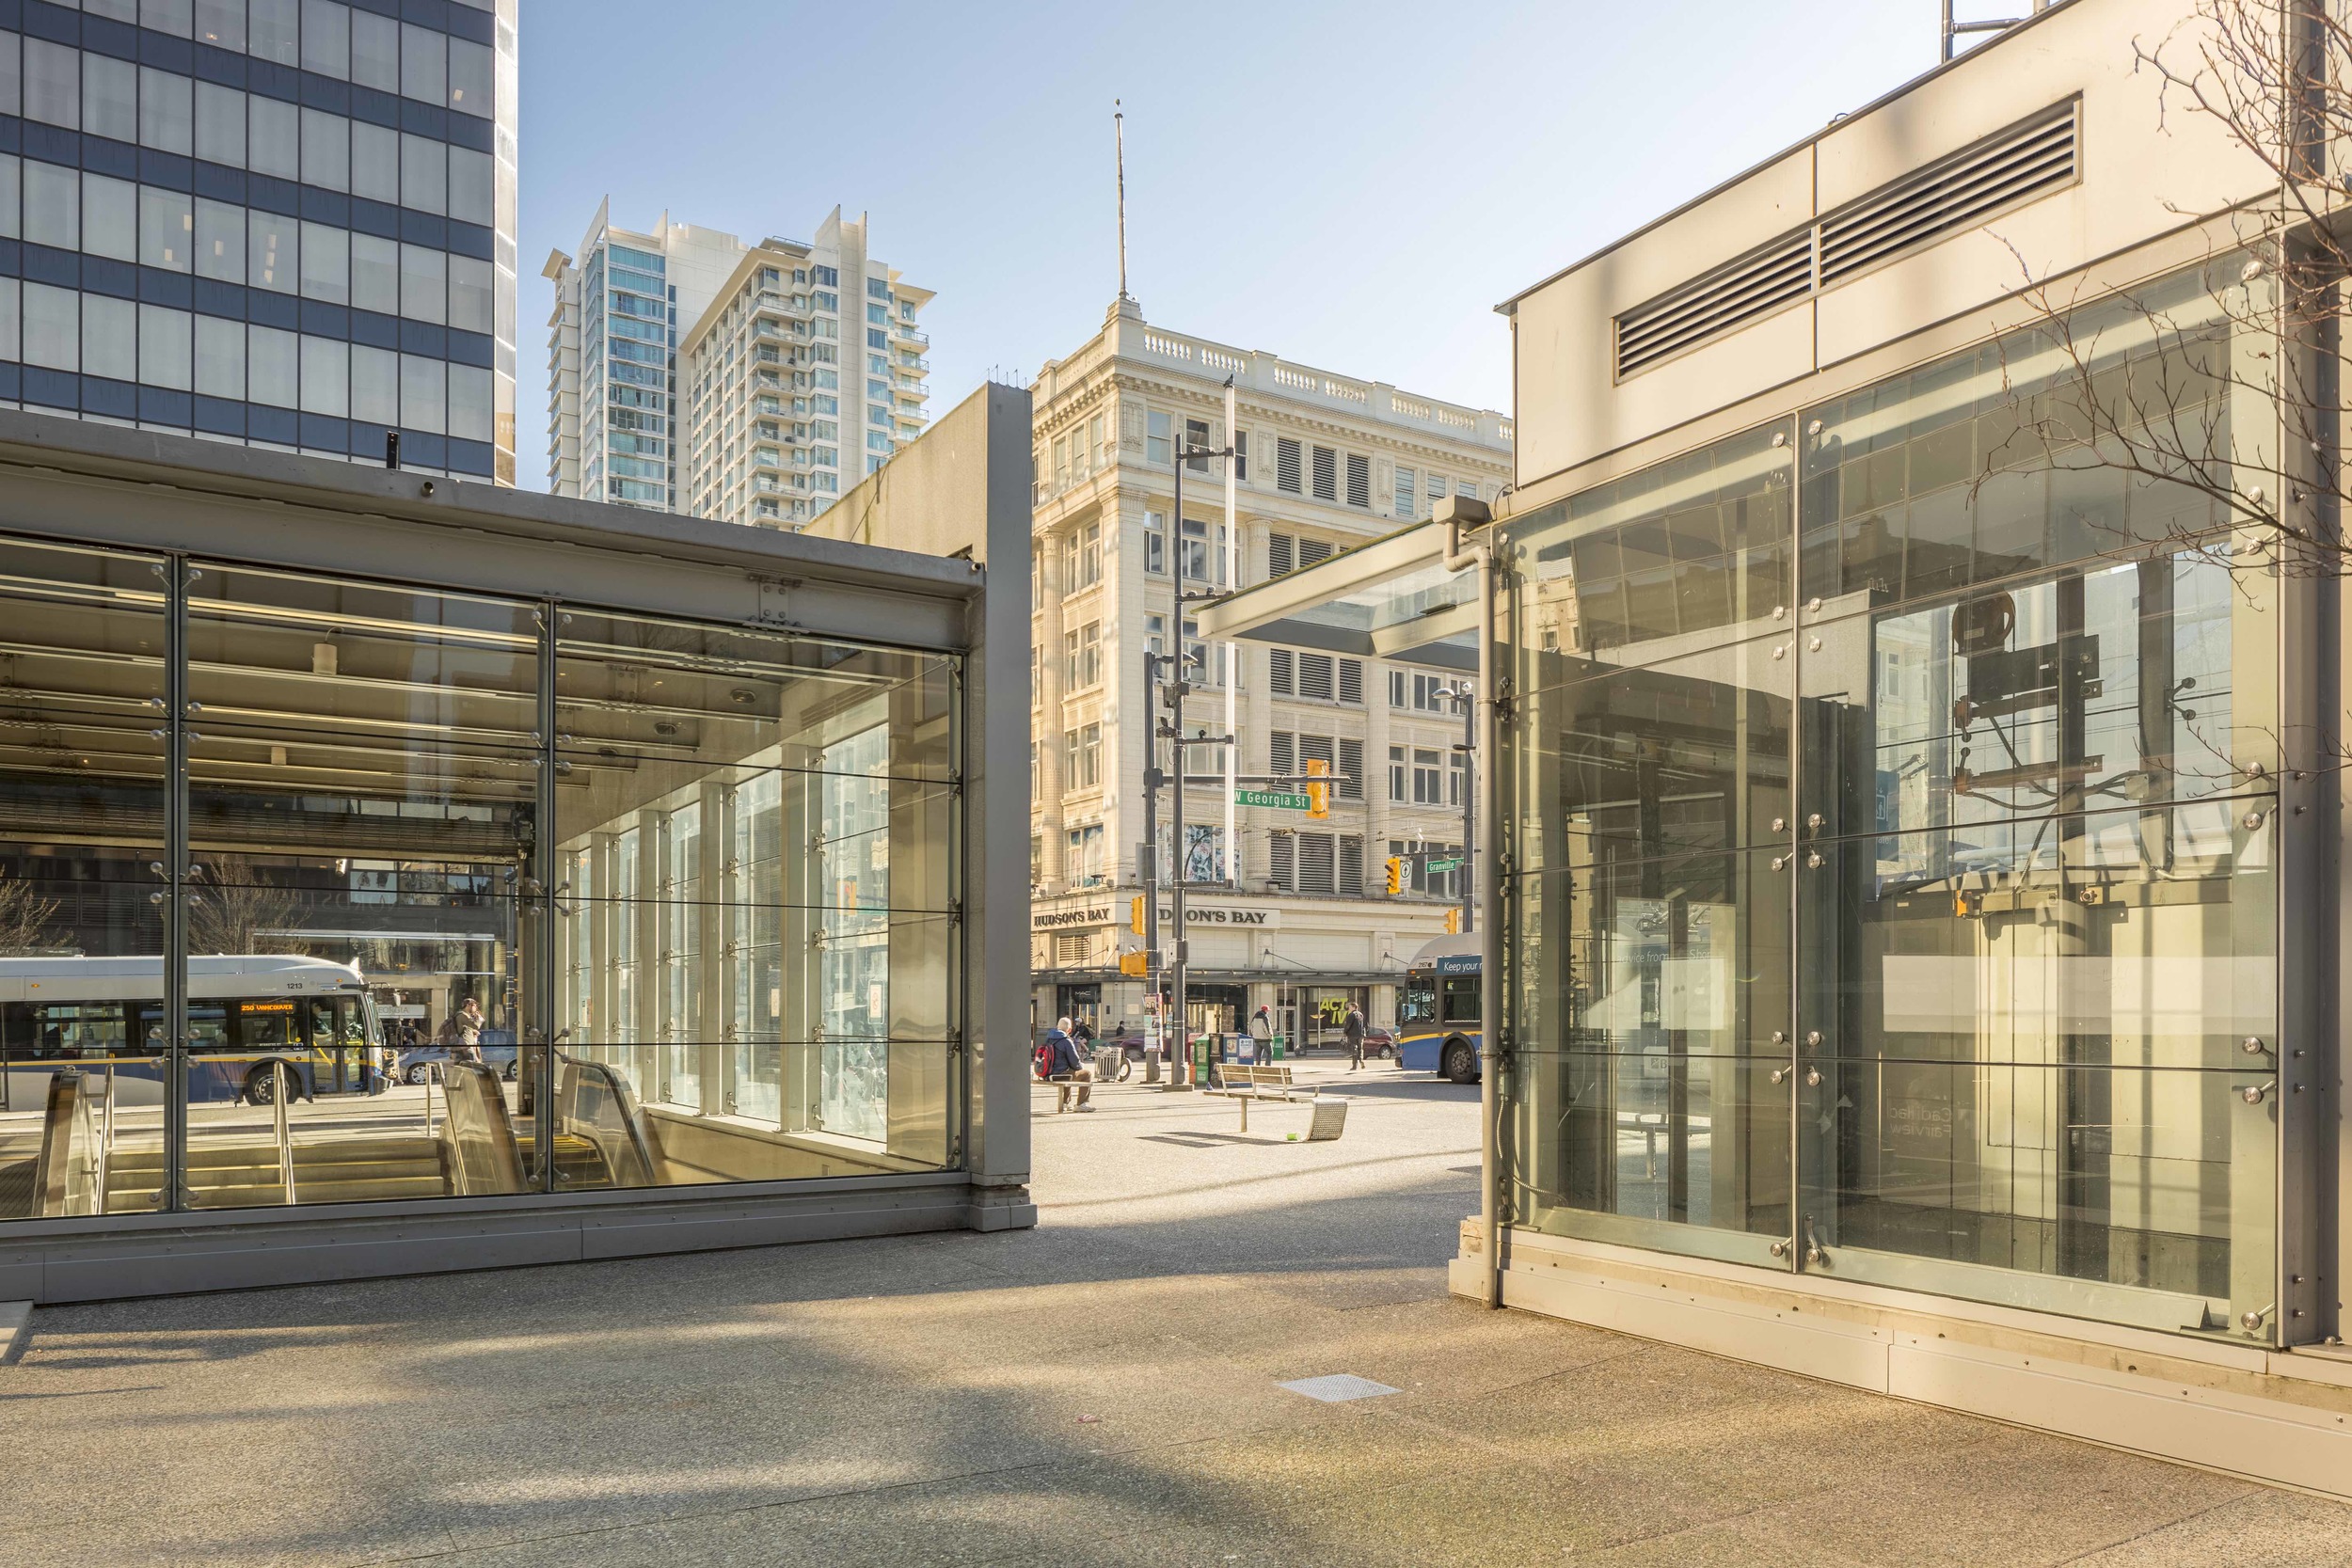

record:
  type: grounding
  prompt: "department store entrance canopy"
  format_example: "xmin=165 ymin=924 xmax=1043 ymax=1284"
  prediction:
xmin=1194 ymin=519 xmax=1478 ymax=671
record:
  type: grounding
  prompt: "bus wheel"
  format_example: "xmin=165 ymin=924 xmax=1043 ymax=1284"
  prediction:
xmin=245 ymin=1066 xmax=280 ymax=1104
xmin=1442 ymin=1038 xmax=1479 ymax=1085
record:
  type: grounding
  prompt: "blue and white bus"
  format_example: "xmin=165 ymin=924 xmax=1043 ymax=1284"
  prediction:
xmin=0 ymin=955 xmax=382 ymax=1109
xmin=1397 ymin=933 xmax=1481 ymax=1084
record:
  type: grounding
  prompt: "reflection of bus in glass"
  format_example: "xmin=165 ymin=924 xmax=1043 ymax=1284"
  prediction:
xmin=1398 ymin=934 xmax=1482 ymax=1083
xmin=0 ymin=956 xmax=382 ymax=1110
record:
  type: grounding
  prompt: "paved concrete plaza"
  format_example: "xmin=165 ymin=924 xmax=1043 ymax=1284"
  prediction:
xmin=7 ymin=1056 xmax=2352 ymax=1565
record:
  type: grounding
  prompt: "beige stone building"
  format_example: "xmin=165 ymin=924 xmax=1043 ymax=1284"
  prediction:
xmin=1025 ymin=297 xmax=1510 ymax=1042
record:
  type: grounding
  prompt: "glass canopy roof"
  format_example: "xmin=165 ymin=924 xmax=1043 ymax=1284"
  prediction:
xmin=1192 ymin=520 xmax=1477 ymax=671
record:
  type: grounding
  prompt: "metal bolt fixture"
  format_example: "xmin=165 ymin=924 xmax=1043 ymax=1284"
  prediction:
xmin=1806 ymin=814 xmax=1822 ymax=831
xmin=1806 ymin=1031 xmax=1823 ymax=1047
xmin=2243 ymin=1082 xmax=2273 ymax=1105
xmin=1806 ymin=597 xmax=1821 ymax=613
xmin=1771 ymin=431 xmax=1788 ymax=448
xmin=1806 ymin=850 xmax=1823 ymax=868
xmin=1804 ymin=1067 xmax=1822 ymax=1086
xmin=1772 ymin=645 xmax=1787 ymax=660
xmin=1772 ymin=817 xmax=1787 ymax=832
xmin=1808 ymin=638 xmax=1822 ymax=652
xmin=1770 ymin=1239 xmax=1791 ymax=1258
xmin=1771 ymin=1031 xmax=1787 ymax=1045
xmin=2243 ymin=1036 xmax=2266 ymax=1054
xmin=1771 ymin=1066 xmax=1790 ymax=1085
xmin=2243 ymin=811 xmax=2266 ymax=831
xmin=1772 ymin=606 xmax=1787 ymax=621
xmin=2247 ymin=761 xmax=2266 ymax=778
xmin=1807 ymin=420 xmax=1824 ymax=436
xmin=1771 ymin=856 xmax=1787 ymax=871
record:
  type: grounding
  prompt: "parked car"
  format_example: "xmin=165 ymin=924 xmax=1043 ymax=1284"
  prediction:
xmin=396 ymin=1042 xmax=519 ymax=1084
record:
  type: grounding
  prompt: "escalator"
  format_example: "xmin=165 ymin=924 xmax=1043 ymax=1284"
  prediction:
xmin=3 ymin=1059 xmax=657 ymax=1217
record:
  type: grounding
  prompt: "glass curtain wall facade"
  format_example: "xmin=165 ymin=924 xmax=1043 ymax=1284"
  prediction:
xmin=579 ymin=238 xmax=671 ymax=508
xmin=1500 ymin=261 xmax=2286 ymax=1339
xmin=0 ymin=0 xmax=518 ymax=483
xmin=0 ymin=534 xmax=958 ymax=1220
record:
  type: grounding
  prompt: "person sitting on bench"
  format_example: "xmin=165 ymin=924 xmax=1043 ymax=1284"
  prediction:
xmin=1044 ymin=1016 xmax=1094 ymax=1112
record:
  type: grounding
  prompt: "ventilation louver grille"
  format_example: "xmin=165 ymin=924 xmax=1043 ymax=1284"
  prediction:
xmin=1614 ymin=234 xmax=1814 ymax=380
xmin=1819 ymin=103 xmax=2076 ymax=286
xmin=1612 ymin=100 xmax=2079 ymax=380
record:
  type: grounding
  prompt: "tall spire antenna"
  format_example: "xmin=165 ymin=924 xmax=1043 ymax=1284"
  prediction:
xmin=1114 ymin=100 xmax=1131 ymax=301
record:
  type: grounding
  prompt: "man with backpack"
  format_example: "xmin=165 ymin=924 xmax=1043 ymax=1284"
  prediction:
xmin=1041 ymin=1016 xmax=1095 ymax=1110
xmin=1343 ymin=1002 xmax=1367 ymax=1071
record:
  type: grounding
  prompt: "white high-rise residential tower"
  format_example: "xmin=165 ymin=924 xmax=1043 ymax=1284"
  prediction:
xmin=547 ymin=205 xmax=931 ymax=522
xmin=542 ymin=202 xmax=742 ymax=510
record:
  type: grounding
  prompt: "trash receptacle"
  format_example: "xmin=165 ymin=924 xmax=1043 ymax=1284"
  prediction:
xmin=1269 ymin=1033 xmax=1284 ymax=1063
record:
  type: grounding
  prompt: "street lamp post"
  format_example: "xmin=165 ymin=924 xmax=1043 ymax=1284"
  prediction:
xmin=1437 ymin=682 xmax=1475 ymax=932
xmin=1155 ymin=433 xmax=1233 ymax=1087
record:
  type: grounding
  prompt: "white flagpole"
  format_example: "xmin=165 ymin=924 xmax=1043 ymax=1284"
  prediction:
xmin=1223 ymin=377 xmax=1238 ymax=890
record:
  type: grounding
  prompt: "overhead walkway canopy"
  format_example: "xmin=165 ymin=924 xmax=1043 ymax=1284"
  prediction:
xmin=1194 ymin=518 xmax=1479 ymax=672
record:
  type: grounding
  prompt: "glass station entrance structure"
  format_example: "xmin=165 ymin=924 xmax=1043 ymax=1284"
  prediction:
xmin=0 ymin=407 xmax=1029 ymax=1301
xmin=1204 ymin=260 xmax=2349 ymax=1492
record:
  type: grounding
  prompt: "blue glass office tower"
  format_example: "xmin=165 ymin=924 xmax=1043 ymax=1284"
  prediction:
xmin=0 ymin=0 xmax=518 ymax=483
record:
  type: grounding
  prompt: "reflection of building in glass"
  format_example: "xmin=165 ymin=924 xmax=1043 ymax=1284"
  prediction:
xmin=1455 ymin=0 xmax=2348 ymax=1500
xmin=0 ymin=406 xmax=1027 ymax=1298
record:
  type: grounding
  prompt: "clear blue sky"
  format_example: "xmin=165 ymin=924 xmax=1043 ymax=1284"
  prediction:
xmin=516 ymin=0 xmax=1964 ymax=492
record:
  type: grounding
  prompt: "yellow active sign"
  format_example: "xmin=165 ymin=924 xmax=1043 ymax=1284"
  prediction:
xmin=1119 ymin=950 xmax=1149 ymax=976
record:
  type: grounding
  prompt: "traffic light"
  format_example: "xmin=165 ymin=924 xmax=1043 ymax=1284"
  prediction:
xmin=1443 ymin=907 xmax=1462 ymax=935
xmin=1131 ymin=895 xmax=1146 ymax=934
xmin=1384 ymin=856 xmax=1404 ymax=896
xmin=1305 ymin=755 xmax=1329 ymax=819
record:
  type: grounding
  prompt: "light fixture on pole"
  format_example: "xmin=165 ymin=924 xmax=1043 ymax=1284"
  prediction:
xmin=1434 ymin=681 xmax=1475 ymax=934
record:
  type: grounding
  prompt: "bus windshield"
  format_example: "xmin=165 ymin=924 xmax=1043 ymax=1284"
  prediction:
xmin=1400 ymin=974 xmax=1437 ymax=1026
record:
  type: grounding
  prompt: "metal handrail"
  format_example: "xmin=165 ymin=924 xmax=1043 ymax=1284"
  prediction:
xmin=98 ymin=1061 xmax=116 ymax=1212
xmin=270 ymin=1059 xmax=296 ymax=1204
xmin=421 ymin=1060 xmax=446 ymax=1140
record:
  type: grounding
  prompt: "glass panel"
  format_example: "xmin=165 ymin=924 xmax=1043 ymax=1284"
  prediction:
xmin=1794 ymin=803 xmax=2274 ymax=1330
xmin=179 ymin=563 xmax=541 ymax=1211
xmin=552 ymin=612 xmax=959 ymax=1191
xmin=1504 ymin=847 xmax=1793 ymax=1262
xmin=1797 ymin=267 xmax=2255 ymax=608
xmin=1505 ymin=420 xmax=1792 ymax=675
xmin=1505 ymin=623 xmax=1794 ymax=874
xmin=0 ymin=541 xmax=167 ymax=1221
xmin=1798 ymin=552 xmax=2275 ymax=847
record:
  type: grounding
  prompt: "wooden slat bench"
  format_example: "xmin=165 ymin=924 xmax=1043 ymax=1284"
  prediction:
xmin=1206 ymin=1062 xmax=1331 ymax=1134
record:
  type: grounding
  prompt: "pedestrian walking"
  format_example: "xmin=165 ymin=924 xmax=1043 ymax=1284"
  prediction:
xmin=1343 ymin=1002 xmax=1366 ymax=1071
xmin=1248 ymin=1005 xmax=1273 ymax=1063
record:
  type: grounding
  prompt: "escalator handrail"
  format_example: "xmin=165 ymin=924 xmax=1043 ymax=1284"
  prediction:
xmin=32 ymin=1069 xmax=102 ymax=1217
xmin=269 ymin=1058 xmax=297 ymax=1205
xmin=437 ymin=1058 xmax=528 ymax=1196
xmin=554 ymin=1051 xmax=658 ymax=1187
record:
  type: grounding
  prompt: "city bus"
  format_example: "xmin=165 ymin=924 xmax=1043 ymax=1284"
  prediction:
xmin=0 ymin=956 xmax=383 ymax=1110
xmin=1398 ymin=933 xmax=1481 ymax=1084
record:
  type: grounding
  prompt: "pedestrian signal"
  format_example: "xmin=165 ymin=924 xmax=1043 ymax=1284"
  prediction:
xmin=1384 ymin=856 xmax=1404 ymax=895
xmin=1305 ymin=756 xmax=1330 ymax=819
xmin=1443 ymin=907 xmax=1462 ymax=935
xmin=1119 ymin=950 xmax=1149 ymax=976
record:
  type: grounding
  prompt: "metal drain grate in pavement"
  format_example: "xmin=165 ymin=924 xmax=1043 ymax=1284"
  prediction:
xmin=1279 ymin=1373 xmax=1401 ymax=1402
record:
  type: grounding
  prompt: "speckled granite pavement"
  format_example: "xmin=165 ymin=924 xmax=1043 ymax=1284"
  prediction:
xmin=6 ymin=1059 xmax=2349 ymax=1567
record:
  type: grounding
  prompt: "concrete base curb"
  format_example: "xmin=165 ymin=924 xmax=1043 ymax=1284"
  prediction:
xmin=0 ymin=1301 xmax=30 ymax=1365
